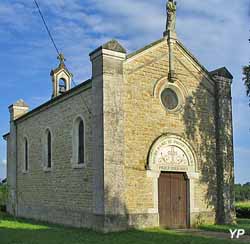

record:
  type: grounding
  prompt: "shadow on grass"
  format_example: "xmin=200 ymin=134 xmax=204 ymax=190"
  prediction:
xmin=0 ymin=213 xmax=243 ymax=244
xmin=200 ymin=219 xmax=250 ymax=236
xmin=238 ymin=219 xmax=250 ymax=225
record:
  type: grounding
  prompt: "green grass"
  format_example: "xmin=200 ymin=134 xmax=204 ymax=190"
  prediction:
xmin=0 ymin=212 xmax=244 ymax=244
xmin=200 ymin=219 xmax=250 ymax=235
xmin=236 ymin=202 xmax=250 ymax=208
xmin=235 ymin=201 xmax=250 ymax=208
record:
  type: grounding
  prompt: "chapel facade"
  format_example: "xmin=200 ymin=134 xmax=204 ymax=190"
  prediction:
xmin=3 ymin=1 xmax=235 ymax=232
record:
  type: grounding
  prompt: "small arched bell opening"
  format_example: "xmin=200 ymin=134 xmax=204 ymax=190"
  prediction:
xmin=59 ymin=78 xmax=67 ymax=95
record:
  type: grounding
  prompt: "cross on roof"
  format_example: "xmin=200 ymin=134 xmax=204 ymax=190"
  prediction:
xmin=57 ymin=53 xmax=66 ymax=63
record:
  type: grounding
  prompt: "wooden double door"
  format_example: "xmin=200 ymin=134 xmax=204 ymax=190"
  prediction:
xmin=158 ymin=172 xmax=188 ymax=228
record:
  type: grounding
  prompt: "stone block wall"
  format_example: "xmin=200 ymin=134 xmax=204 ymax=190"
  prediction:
xmin=5 ymin=37 xmax=234 ymax=231
xmin=122 ymin=38 xmax=218 ymax=227
xmin=14 ymin=84 xmax=95 ymax=228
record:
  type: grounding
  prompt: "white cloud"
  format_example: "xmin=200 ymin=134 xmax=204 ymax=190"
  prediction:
xmin=1 ymin=159 xmax=6 ymax=165
xmin=0 ymin=0 xmax=250 ymax=183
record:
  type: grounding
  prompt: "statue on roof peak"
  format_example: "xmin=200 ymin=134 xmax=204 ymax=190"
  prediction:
xmin=166 ymin=0 xmax=177 ymax=33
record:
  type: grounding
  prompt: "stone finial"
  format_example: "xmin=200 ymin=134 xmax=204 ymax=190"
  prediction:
xmin=13 ymin=99 xmax=29 ymax=108
xmin=102 ymin=40 xmax=127 ymax=54
xmin=89 ymin=39 xmax=127 ymax=58
xmin=9 ymin=99 xmax=29 ymax=121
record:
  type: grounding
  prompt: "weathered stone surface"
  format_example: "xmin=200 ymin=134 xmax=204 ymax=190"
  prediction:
xmin=90 ymin=39 xmax=127 ymax=57
xmin=5 ymin=35 xmax=234 ymax=231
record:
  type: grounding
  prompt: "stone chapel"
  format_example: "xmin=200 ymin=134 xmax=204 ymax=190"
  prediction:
xmin=3 ymin=1 xmax=235 ymax=232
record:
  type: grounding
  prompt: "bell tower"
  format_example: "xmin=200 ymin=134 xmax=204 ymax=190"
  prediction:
xmin=50 ymin=53 xmax=73 ymax=98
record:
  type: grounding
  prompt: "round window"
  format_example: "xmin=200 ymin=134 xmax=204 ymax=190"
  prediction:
xmin=161 ymin=88 xmax=179 ymax=110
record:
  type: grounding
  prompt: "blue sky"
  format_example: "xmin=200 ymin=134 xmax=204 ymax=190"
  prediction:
xmin=0 ymin=0 xmax=249 ymax=183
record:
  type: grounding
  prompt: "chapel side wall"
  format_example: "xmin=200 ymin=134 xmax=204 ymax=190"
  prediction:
xmin=123 ymin=40 xmax=217 ymax=227
xmin=15 ymin=88 xmax=94 ymax=228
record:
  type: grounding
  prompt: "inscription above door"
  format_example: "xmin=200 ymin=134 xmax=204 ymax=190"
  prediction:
xmin=148 ymin=135 xmax=196 ymax=172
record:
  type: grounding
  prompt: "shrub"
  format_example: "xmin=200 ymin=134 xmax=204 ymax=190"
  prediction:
xmin=235 ymin=202 xmax=250 ymax=219
xmin=0 ymin=184 xmax=7 ymax=212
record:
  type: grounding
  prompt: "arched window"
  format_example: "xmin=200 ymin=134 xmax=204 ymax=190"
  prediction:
xmin=47 ymin=130 xmax=52 ymax=168
xmin=72 ymin=116 xmax=85 ymax=167
xmin=24 ymin=138 xmax=29 ymax=172
xmin=59 ymin=78 xmax=66 ymax=94
xmin=78 ymin=120 xmax=84 ymax=164
xmin=44 ymin=129 xmax=53 ymax=170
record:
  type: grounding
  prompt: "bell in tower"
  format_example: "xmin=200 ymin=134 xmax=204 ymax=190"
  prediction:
xmin=50 ymin=53 xmax=73 ymax=98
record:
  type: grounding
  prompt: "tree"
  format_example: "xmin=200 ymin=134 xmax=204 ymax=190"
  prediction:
xmin=243 ymin=38 xmax=250 ymax=104
xmin=243 ymin=65 xmax=250 ymax=103
xmin=235 ymin=183 xmax=250 ymax=202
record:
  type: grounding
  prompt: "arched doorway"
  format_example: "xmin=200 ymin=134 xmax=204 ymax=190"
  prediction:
xmin=147 ymin=135 xmax=198 ymax=228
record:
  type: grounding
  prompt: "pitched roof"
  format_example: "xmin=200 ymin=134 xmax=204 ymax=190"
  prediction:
xmin=127 ymin=38 xmax=164 ymax=59
xmin=50 ymin=62 xmax=73 ymax=76
xmin=15 ymin=79 xmax=92 ymax=123
xmin=2 ymin=132 xmax=10 ymax=140
xmin=1 ymin=178 xmax=7 ymax=184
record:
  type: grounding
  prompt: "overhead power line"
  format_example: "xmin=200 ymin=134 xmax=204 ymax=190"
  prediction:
xmin=34 ymin=0 xmax=60 ymax=55
xmin=33 ymin=0 xmax=92 ymax=116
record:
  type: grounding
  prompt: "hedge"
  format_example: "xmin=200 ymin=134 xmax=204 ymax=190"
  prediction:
xmin=236 ymin=202 xmax=250 ymax=219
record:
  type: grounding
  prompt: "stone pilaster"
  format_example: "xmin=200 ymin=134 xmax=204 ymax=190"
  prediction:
xmin=7 ymin=99 xmax=29 ymax=215
xmin=210 ymin=67 xmax=235 ymax=224
xmin=90 ymin=40 xmax=127 ymax=231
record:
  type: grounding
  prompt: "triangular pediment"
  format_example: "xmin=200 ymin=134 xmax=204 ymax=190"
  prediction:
xmin=126 ymin=38 xmax=215 ymax=86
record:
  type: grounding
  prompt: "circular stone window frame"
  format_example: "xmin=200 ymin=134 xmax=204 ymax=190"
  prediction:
xmin=153 ymin=78 xmax=188 ymax=113
xmin=160 ymin=88 xmax=179 ymax=111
